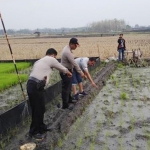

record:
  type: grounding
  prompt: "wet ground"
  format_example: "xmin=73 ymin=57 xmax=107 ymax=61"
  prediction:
xmin=53 ymin=66 xmax=150 ymax=150
xmin=3 ymin=64 xmax=150 ymax=150
xmin=0 ymin=68 xmax=61 ymax=114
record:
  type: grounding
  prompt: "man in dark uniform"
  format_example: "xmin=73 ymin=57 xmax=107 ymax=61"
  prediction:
xmin=27 ymin=48 xmax=72 ymax=140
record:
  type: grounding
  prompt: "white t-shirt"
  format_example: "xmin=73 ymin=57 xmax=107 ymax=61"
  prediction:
xmin=75 ymin=57 xmax=89 ymax=71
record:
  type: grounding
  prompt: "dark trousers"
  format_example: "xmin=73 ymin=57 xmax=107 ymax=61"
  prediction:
xmin=27 ymin=80 xmax=47 ymax=135
xmin=60 ymin=72 xmax=73 ymax=108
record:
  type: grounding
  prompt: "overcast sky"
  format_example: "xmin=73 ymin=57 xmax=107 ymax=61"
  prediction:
xmin=0 ymin=0 xmax=150 ymax=30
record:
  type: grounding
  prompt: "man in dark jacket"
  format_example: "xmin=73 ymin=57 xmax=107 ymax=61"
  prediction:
xmin=117 ymin=34 xmax=126 ymax=61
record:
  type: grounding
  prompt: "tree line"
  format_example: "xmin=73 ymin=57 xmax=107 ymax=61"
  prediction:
xmin=0 ymin=19 xmax=131 ymax=35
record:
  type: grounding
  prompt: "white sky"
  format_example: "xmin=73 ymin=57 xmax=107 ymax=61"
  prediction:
xmin=0 ymin=0 xmax=150 ymax=30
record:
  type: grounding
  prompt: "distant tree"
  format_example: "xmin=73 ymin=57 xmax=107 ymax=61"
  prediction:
xmin=135 ymin=24 xmax=139 ymax=28
xmin=34 ymin=31 xmax=40 ymax=37
xmin=126 ymin=25 xmax=131 ymax=30
xmin=88 ymin=19 xmax=126 ymax=33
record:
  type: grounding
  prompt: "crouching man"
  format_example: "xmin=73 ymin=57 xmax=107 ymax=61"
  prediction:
xmin=72 ymin=57 xmax=98 ymax=100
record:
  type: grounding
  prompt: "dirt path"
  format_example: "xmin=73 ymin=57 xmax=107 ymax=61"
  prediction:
xmin=53 ymin=66 xmax=150 ymax=150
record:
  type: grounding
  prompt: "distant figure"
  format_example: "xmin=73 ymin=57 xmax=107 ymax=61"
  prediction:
xmin=117 ymin=34 xmax=126 ymax=61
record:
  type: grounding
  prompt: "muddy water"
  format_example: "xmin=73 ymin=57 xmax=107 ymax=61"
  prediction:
xmin=0 ymin=69 xmax=61 ymax=114
xmin=54 ymin=67 xmax=150 ymax=150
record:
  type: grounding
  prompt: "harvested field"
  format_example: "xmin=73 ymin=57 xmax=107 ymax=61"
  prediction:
xmin=0 ymin=34 xmax=150 ymax=60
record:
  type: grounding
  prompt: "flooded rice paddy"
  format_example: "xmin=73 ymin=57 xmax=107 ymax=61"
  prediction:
xmin=0 ymin=68 xmax=61 ymax=114
xmin=54 ymin=66 xmax=150 ymax=150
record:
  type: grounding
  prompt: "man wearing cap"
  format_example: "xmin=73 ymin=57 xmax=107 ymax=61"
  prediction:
xmin=27 ymin=48 xmax=72 ymax=140
xmin=60 ymin=38 xmax=84 ymax=110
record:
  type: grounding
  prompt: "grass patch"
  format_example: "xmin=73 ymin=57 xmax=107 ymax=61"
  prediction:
xmin=0 ymin=62 xmax=31 ymax=91
xmin=120 ymin=92 xmax=128 ymax=100
xmin=0 ymin=62 xmax=31 ymax=73
xmin=0 ymin=74 xmax=28 ymax=91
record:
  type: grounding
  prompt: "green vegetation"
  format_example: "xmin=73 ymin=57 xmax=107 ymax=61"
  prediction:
xmin=0 ymin=62 xmax=31 ymax=73
xmin=0 ymin=74 xmax=28 ymax=91
xmin=120 ymin=92 xmax=128 ymax=100
xmin=0 ymin=62 xmax=31 ymax=91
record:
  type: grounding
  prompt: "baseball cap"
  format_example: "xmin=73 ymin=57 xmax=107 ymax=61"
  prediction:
xmin=69 ymin=38 xmax=79 ymax=45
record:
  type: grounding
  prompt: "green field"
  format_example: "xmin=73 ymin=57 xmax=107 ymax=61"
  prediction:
xmin=0 ymin=62 xmax=31 ymax=91
xmin=0 ymin=62 xmax=31 ymax=73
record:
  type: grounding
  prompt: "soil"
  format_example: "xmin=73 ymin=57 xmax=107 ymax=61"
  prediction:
xmin=0 ymin=69 xmax=61 ymax=115
xmin=3 ymin=62 xmax=116 ymax=150
xmin=4 ymin=63 xmax=150 ymax=150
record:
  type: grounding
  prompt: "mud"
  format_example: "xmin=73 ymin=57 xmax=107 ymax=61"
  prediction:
xmin=4 ymin=64 xmax=150 ymax=150
xmin=53 ymin=66 xmax=150 ymax=150
xmin=0 ymin=68 xmax=61 ymax=114
xmin=3 ymin=62 xmax=116 ymax=150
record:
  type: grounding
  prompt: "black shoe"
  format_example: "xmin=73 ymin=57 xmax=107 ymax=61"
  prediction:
xmin=79 ymin=91 xmax=88 ymax=96
xmin=32 ymin=133 xmax=46 ymax=140
xmin=68 ymin=104 xmax=74 ymax=110
xmin=73 ymin=93 xmax=79 ymax=101
xmin=44 ymin=126 xmax=54 ymax=132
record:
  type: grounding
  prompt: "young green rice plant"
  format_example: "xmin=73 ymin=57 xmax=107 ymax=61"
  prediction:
xmin=120 ymin=92 xmax=128 ymax=100
xmin=90 ymin=142 xmax=95 ymax=150
xmin=0 ymin=141 xmax=6 ymax=150
xmin=130 ymin=116 xmax=136 ymax=131
xmin=77 ymin=136 xmax=83 ymax=149
xmin=118 ymin=138 xmax=124 ymax=150
xmin=117 ymin=63 xmax=124 ymax=68
xmin=110 ymin=75 xmax=115 ymax=80
xmin=147 ymin=140 xmax=150 ymax=150
xmin=57 ymin=138 xmax=63 ymax=148
xmin=104 ymin=133 xmax=109 ymax=150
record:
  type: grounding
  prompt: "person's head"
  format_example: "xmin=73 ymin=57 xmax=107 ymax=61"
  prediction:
xmin=119 ymin=33 xmax=123 ymax=38
xmin=88 ymin=57 xmax=97 ymax=66
xmin=46 ymin=48 xmax=57 ymax=58
xmin=69 ymin=38 xmax=79 ymax=50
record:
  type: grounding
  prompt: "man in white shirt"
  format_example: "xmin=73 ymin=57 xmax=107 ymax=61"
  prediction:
xmin=27 ymin=48 xmax=72 ymax=140
xmin=72 ymin=57 xmax=98 ymax=100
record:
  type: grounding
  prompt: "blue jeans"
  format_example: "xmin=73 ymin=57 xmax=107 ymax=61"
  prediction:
xmin=72 ymin=68 xmax=82 ymax=85
xmin=118 ymin=48 xmax=125 ymax=61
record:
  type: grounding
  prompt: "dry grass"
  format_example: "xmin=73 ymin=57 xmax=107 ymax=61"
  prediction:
xmin=0 ymin=34 xmax=150 ymax=60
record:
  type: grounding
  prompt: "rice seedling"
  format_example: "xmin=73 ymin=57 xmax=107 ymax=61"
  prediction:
xmin=120 ymin=92 xmax=128 ymax=100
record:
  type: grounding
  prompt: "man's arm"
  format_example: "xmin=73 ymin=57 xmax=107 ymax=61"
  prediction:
xmin=124 ymin=39 xmax=126 ymax=50
xmin=84 ymin=69 xmax=98 ymax=88
xmin=51 ymin=58 xmax=72 ymax=77
xmin=67 ymin=53 xmax=84 ymax=77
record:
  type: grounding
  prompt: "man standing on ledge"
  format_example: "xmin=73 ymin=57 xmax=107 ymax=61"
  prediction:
xmin=27 ymin=48 xmax=72 ymax=140
xmin=60 ymin=38 xmax=84 ymax=110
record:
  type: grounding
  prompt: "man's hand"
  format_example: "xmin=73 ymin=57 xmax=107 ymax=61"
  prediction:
xmin=80 ymin=72 xmax=85 ymax=78
xmin=91 ymin=82 xmax=98 ymax=88
xmin=66 ymin=71 xmax=72 ymax=78
xmin=84 ymin=74 xmax=87 ymax=80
